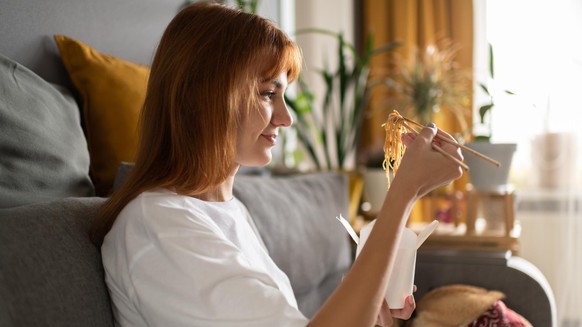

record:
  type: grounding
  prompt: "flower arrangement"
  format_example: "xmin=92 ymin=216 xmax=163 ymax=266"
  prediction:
xmin=380 ymin=39 xmax=471 ymax=136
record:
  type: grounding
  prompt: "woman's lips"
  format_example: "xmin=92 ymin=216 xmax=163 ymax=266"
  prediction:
xmin=261 ymin=134 xmax=277 ymax=146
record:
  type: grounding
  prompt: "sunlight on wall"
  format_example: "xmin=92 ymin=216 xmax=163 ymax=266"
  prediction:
xmin=479 ymin=2 xmax=582 ymax=326
xmin=479 ymin=0 xmax=582 ymax=189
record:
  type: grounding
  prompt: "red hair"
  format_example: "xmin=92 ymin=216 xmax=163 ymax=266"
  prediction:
xmin=91 ymin=2 xmax=302 ymax=245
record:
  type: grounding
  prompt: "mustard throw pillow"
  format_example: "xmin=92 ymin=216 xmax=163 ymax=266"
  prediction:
xmin=54 ymin=35 xmax=149 ymax=196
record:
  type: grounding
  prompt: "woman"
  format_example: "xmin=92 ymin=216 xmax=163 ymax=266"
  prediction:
xmin=92 ymin=2 xmax=463 ymax=326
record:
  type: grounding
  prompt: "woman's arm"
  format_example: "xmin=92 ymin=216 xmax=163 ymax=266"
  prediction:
xmin=308 ymin=124 xmax=463 ymax=327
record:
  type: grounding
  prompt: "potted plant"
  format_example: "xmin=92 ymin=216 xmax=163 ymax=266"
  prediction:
xmin=380 ymin=39 xmax=472 ymax=136
xmin=350 ymin=40 xmax=471 ymax=216
xmin=465 ymin=43 xmax=517 ymax=193
xmin=284 ymin=30 xmax=400 ymax=171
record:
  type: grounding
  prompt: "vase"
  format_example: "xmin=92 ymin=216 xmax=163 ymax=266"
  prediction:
xmin=464 ymin=142 xmax=517 ymax=193
xmin=361 ymin=167 xmax=389 ymax=215
xmin=531 ymin=132 xmax=577 ymax=189
xmin=464 ymin=142 xmax=517 ymax=235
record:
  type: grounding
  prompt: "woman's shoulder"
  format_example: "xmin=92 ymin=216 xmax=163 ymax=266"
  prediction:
xmin=116 ymin=188 xmax=217 ymax=234
xmin=134 ymin=188 xmax=185 ymax=206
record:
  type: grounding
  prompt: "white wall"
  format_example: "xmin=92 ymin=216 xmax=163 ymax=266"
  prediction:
xmin=294 ymin=0 xmax=354 ymax=97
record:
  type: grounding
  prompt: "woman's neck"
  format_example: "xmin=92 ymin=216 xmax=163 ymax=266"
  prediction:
xmin=191 ymin=173 xmax=236 ymax=202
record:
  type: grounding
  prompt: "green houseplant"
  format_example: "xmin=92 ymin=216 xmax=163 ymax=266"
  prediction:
xmin=474 ymin=43 xmax=515 ymax=141
xmin=465 ymin=43 xmax=517 ymax=193
xmin=284 ymin=30 xmax=400 ymax=170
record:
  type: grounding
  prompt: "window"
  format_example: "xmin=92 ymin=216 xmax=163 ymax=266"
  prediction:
xmin=475 ymin=0 xmax=582 ymax=189
xmin=479 ymin=2 xmax=582 ymax=325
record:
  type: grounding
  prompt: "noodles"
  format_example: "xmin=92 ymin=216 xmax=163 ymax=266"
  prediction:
xmin=381 ymin=110 xmax=407 ymax=189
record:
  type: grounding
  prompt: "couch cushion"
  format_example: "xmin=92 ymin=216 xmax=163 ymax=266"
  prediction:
xmin=234 ymin=172 xmax=353 ymax=318
xmin=0 ymin=197 xmax=113 ymax=327
xmin=54 ymin=35 xmax=149 ymax=197
xmin=0 ymin=54 xmax=94 ymax=208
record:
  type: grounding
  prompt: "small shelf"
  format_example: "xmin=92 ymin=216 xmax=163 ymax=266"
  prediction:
xmin=410 ymin=188 xmax=520 ymax=254
xmin=422 ymin=233 xmax=519 ymax=253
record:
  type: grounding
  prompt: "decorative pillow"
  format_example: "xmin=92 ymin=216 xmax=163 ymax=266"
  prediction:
xmin=0 ymin=53 xmax=94 ymax=208
xmin=233 ymin=172 xmax=353 ymax=318
xmin=54 ymin=34 xmax=150 ymax=196
xmin=0 ymin=197 xmax=113 ymax=326
xmin=411 ymin=284 xmax=533 ymax=327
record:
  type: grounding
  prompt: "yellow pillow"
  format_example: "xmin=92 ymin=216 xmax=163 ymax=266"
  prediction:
xmin=54 ymin=35 xmax=149 ymax=196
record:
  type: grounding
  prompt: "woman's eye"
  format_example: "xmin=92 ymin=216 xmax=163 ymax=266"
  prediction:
xmin=260 ymin=91 xmax=276 ymax=100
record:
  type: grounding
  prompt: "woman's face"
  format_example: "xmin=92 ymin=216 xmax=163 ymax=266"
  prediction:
xmin=236 ymin=71 xmax=292 ymax=167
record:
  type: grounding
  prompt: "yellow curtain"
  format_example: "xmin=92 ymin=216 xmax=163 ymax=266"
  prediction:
xmin=361 ymin=0 xmax=473 ymax=153
xmin=360 ymin=0 xmax=474 ymax=222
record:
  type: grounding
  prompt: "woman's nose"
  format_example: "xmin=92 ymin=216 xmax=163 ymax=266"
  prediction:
xmin=272 ymin=97 xmax=293 ymax=127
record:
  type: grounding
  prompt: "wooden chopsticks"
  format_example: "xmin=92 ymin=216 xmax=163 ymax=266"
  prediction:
xmin=399 ymin=116 xmax=501 ymax=170
xmin=400 ymin=121 xmax=470 ymax=171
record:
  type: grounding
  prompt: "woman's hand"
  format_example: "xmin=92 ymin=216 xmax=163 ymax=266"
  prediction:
xmin=393 ymin=123 xmax=464 ymax=198
xmin=375 ymin=294 xmax=416 ymax=327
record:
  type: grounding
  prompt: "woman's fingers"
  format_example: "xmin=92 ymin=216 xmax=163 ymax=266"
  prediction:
xmin=401 ymin=132 xmax=415 ymax=147
xmin=412 ymin=124 xmax=438 ymax=148
xmin=401 ymin=124 xmax=462 ymax=160
xmin=434 ymin=128 xmax=464 ymax=160
xmin=376 ymin=292 xmax=418 ymax=326
xmin=389 ymin=295 xmax=416 ymax=320
xmin=376 ymin=299 xmax=393 ymax=327
xmin=393 ymin=123 xmax=464 ymax=198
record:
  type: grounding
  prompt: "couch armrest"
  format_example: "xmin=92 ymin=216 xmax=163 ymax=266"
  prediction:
xmin=414 ymin=249 xmax=556 ymax=327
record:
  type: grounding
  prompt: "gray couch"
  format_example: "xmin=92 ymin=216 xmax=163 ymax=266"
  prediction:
xmin=0 ymin=1 xmax=355 ymax=324
xmin=0 ymin=173 xmax=353 ymax=326
xmin=0 ymin=0 xmax=556 ymax=326
xmin=0 ymin=177 xmax=557 ymax=327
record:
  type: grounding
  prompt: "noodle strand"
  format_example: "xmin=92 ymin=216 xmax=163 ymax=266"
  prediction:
xmin=382 ymin=110 xmax=407 ymax=190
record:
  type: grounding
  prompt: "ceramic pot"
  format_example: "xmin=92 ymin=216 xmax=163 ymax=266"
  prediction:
xmin=362 ymin=168 xmax=389 ymax=214
xmin=532 ymin=132 xmax=577 ymax=189
xmin=465 ymin=142 xmax=517 ymax=192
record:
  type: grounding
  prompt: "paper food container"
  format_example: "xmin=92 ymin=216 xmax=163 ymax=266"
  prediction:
xmin=354 ymin=220 xmax=439 ymax=309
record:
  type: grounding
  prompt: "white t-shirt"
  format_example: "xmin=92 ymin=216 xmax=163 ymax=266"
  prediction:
xmin=101 ymin=188 xmax=309 ymax=327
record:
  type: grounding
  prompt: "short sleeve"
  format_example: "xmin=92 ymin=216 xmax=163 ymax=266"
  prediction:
xmin=127 ymin=222 xmax=309 ymax=327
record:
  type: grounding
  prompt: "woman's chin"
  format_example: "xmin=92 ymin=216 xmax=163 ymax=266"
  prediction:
xmin=256 ymin=156 xmax=272 ymax=167
xmin=240 ymin=154 xmax=272 ymax=168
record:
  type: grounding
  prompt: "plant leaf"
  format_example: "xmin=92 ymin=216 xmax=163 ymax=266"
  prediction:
xmin=474 ymin=135 xmax=491 ymax=142
xmin=338 ymin=33 xmax=347 ymax=113
xmin=478 ymin=103 xmax=494 ymax=123
xmin=365 ymin=41 xmax=401 ymax=63
xmin=284 ymin=28 xmax=400 ymax=170
xmin=479 ymin=83 xmax=491 ymax=96
xmin=488 ymin=43 xmax=494 ymax=79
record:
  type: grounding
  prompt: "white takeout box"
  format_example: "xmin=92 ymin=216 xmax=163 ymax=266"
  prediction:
xmin=354 ymin=219 xmax=438 ymax=309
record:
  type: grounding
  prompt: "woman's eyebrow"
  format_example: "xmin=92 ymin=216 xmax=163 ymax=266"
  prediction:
xmin=260 ymin=78 xmax=284 ymax=89
xmin=272 ymin=80 xmax=283 ymax=89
